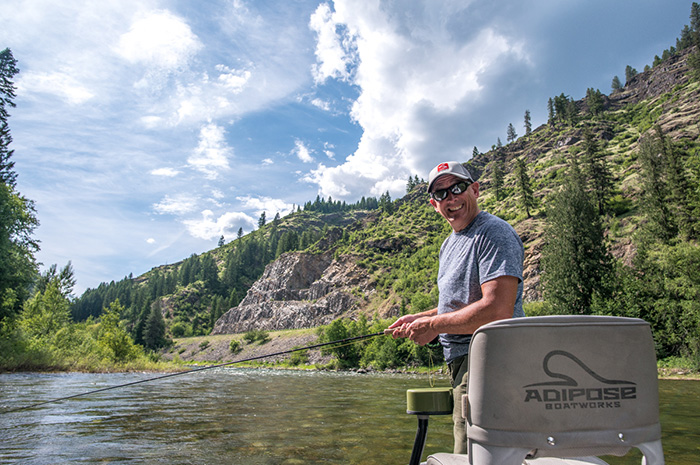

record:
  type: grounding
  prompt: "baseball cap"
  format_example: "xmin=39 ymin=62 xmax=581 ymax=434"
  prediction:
xmin=427 ymin=161 xmax=473 ymax=193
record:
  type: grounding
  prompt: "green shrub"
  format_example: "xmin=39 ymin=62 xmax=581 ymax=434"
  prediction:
xmin=243 ymin=329 xmax=270 ymax=344
xmin=289 ymin=346 xmax=309 ymax=365
xmin=170 ymin=322 xmax=191 ymax=338
xmin=523 ymin=301 xmax=552 ymax=317
xmin=229 ymin=339 xmax=241 ymax=354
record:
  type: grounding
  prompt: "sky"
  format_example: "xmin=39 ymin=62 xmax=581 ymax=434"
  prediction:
xmin=2 ymin=0 xmax=694 ymax=295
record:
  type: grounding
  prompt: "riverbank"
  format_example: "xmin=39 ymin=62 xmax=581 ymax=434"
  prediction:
xmin=162 ymin=328 xmax=700 ymax=380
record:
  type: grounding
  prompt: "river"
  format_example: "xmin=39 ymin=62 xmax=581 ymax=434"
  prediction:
xmin=0 ymin=370 xmax=698 ymax=464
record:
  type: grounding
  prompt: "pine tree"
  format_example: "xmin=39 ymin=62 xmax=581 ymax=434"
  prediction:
xmin=491 ymin=159 xmax=504 ymax=201
xmin=541 ymin=158 xmax=612 ymax=315
xmin=585 ymin=88 xmax=604 ymax=116
xmin=524 ymin=110 xmax=532 ymax=136
xmin=624 ymin=65 xmax=638 ymax=84
xmin=406 ymin=175 xmax=416 ymax=192
xmin=688 ymin=2 xmax=700 ymax=78
xmin=507 ymin=123 xmax=517 ymax=143
xmin=379 ymin=191 xmax=393 ymax=214
xmin=218 ymin=235 xmax=225 ymax=247
xmin=143 ymin=305 xmax=167 ymax=350
xmin=0 ymin=48 xmax=39 ymax=321
xmin=652 ymin=126 xmax=696 ymax=240
xmin=514 ymin=157 xmax=535 ymax=218
xmin=0 ymin=122 xmax=15 ymax=187
xmin=258 ymin=212 xmax=266 ymax=229
xmin=581 ymin=129 xmax=613 ymax=215
xmin=0 ymin=48 xmax=18 ymax=187
xmin=637 ymin=133 xmax=675 ymax=242
xmin=198 ymin=254 xmax=220 ymax=293
xmin=611 ymin=75 xmax=622 ymax=92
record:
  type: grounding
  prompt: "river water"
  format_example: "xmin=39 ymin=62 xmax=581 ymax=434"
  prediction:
xmin=0 ymin=369 xmax=698 ymax=464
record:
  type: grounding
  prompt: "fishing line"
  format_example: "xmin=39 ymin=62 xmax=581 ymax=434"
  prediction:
xmin=1 ymin=330 xmax=387 ymax=415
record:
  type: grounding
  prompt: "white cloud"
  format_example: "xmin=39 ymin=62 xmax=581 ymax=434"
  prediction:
xmin=116 ymin=10 xmax=202 ymax=70
xmin=187 ymin=123 xmax=232 ymax=179
xmin=293 ymin=139 xmax=314 ymax=163
xmin=216 ymin=64 xmax=252 ymax=93
xmin=17 ymin=71 xmax=95 ymax=105
xmin=305 ymin=0 xmax=532 ymax=200
xmin=183 ymin=209 xmax=256 ymax=240
xmin=150 ymin=167 xmax=181 ymax=177
xmin=310 ymin=97 xmax=331 ymax=111
xmin=146 ymin=238 xmax=156 ymax=244
xmin=323 ymin=141 xmax=335 ymax=159
xmin=309 ymin=2 xmax=356 ymax=83
xmin=153 ymin=194 xmax=197 ymax=215
xmin=237 ymin=195 xmax=296 ymax=220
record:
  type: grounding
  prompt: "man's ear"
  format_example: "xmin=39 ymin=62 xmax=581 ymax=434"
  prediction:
xmin=471 ymin=182 xmax=480 ymax=198
xmin=429 ymin=198 xmax=438 ymax=210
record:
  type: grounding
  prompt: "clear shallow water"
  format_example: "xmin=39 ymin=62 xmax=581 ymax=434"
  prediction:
xmin=0 ymin=370 xmax=697 ymax=464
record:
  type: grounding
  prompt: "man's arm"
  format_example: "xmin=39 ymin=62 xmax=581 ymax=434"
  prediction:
xmin=393 ymin=275 xmax=519 ymax=345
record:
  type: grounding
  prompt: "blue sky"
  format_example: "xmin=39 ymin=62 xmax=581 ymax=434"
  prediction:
xmin=2 ymin=0 xmax=694 ymax=295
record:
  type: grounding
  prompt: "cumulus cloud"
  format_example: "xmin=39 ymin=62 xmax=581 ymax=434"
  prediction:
xmin=293 ymin=139 xmax=314 ymax=163
xmin=216 ymin=64 xmax=252 ymax=93
xmin=183 ymin=210 xmax=256 ymax=240
xmin=306 ymin=0 xmax=532 ymax=200
xmin=309 ymin=2 xmax=356 ymax=83
xmin=153 ymin=194 xmax=197 ymax=215
xmin=187 ymin=123 xmax=232 ymax=179
xmin=237 ymin=195 xmax=296 ymax=219
xmin=116 ymin=10 xmax=202 ymax=70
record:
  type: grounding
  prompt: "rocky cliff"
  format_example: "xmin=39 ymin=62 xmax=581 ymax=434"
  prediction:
xmin=212 ymin=252 xmax=375 ymax=334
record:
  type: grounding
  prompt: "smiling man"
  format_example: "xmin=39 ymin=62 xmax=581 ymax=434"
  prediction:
xmin=388 ymin=160 xmax=524 ymax=453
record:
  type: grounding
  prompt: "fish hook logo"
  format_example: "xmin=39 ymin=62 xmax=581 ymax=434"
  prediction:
xmin=524 ymin=350 xmax=635 ymax=387
xmin=522 ymin=350 xmax=637 ymax=410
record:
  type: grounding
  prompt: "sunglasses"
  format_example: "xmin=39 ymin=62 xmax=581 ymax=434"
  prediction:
xmin=430 ymin=180 xmax=472 ymax=202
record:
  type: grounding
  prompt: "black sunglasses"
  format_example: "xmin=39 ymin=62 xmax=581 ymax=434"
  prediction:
xmin=430 ymin=180 xmax=472 ymax=202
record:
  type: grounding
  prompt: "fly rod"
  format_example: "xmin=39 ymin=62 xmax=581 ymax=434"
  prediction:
xmin=1 ymin=330 xmax=390 ymax=415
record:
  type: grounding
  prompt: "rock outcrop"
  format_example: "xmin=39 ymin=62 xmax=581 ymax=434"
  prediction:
xmin=212 ymin=252 xmax=374 ymax=334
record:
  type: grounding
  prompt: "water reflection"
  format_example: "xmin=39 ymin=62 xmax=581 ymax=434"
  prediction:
xmin=0 ymin=371 xmax=697 ymax=464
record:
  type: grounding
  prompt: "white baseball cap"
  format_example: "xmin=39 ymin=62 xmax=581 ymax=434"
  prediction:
xmin=427 ymin=161 xmax=474 ymax=193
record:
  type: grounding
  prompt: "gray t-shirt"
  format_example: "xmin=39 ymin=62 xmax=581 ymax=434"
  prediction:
xmin=437 ymin=211 xmax=524 ymax=362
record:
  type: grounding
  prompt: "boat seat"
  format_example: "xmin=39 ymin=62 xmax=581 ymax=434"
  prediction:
xmin=426 ymin=316 xmax=664 ymax=465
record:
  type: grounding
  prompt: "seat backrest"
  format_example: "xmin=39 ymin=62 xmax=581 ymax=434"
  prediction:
xmin=465 ymin=315 xmax=664 ymax=465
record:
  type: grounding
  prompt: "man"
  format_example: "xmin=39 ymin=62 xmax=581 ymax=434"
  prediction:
xmin=388 ymin=161 xmax=524 ymax=454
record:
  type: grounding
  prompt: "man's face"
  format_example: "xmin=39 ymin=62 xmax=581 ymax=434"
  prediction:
xmin=429 ymin=174 xmax=480 ymax=232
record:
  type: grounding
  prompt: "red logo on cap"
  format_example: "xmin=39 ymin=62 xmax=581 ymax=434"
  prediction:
xmin=437 ymin=163 xmax=450 ymax=172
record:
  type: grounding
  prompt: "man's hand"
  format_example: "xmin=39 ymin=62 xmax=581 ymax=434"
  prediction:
xmin=404 ymin=316 xmax=440 ymax=345
xmin=387 ymin=314 xmax=440 ymax=346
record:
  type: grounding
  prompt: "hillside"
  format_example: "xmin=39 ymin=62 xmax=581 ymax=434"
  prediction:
xmin=72 ymin=45 xmax=700 ymax=363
